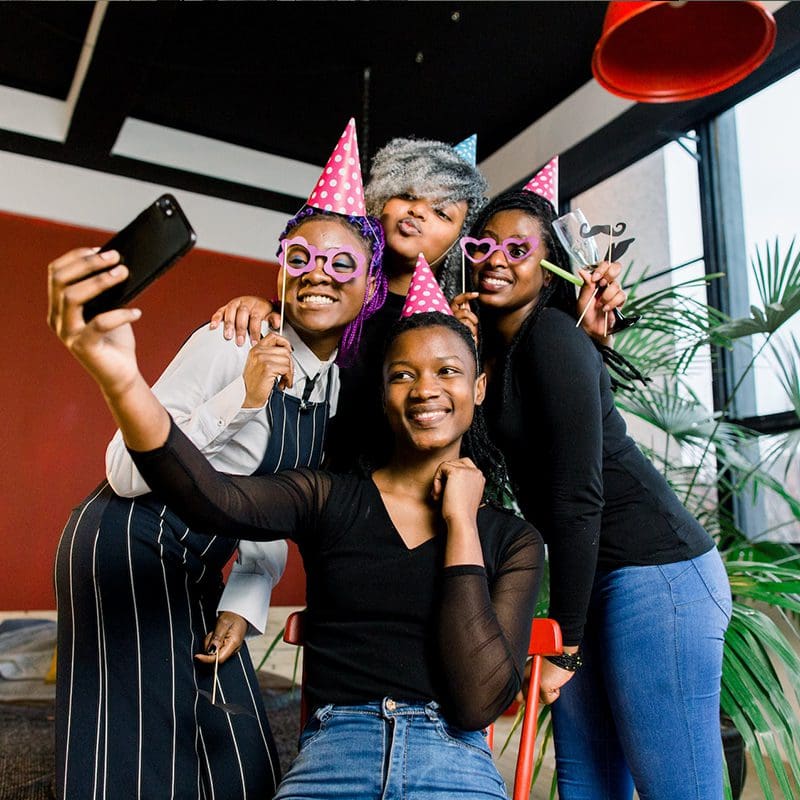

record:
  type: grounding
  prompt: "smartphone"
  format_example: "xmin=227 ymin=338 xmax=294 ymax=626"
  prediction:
xmin=83 ymin=194 xmax=197 ymax=321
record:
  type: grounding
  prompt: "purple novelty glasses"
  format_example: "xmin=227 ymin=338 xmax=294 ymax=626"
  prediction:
xmin=459 ymin=235 xmax=540 ymax=265
xmin=280 ymin=236 xmax=366 ymax=283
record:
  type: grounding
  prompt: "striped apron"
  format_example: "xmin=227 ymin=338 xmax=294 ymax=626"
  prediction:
xmin=54 ymin=374 xmax=331 ymax=800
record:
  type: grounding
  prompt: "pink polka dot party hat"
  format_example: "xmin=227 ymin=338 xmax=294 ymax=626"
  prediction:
xmin=523 ymin=155 xmax=559 ymax=207
xmin=306 ymin=118 xmax=366 ymax=216
xmin=400 ymin=253 xmax=454 ymax=318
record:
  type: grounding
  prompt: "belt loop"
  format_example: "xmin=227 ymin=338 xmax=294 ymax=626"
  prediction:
xmin=314 ymin=703 xmax=334 ymax=722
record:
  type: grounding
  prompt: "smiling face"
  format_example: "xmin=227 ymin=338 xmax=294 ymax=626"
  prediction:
xmin=382 ymin=324 xmax=486 ymax=456
xmin=278 ymin=216 xmax=372 ymax=359
xmin=380 ymin=194 xmax=468 ymax=274
xmin=471 ymin=209 xmax=552 ymax=319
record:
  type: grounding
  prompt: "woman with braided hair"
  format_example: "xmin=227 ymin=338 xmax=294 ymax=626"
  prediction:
xmin=451 ymin=188 xmax=732 ymax=800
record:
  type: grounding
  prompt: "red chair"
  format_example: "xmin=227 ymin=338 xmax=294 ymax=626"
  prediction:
xmin=282 ymin=611 xmax=562 ymax=800
xmin=282 ymin=609 xmax=309 ymax=725
xmin=487 ymin=617 xmax=563 ymax=800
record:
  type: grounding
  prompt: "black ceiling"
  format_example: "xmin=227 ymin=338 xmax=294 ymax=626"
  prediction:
xmin=0 ymin=2 xmax=608 ymax=212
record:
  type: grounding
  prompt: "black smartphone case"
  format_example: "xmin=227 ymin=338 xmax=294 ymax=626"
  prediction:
xmin=83 ymin=194 xmax=197 ymax=321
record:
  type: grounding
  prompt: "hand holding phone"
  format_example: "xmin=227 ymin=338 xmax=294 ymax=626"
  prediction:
xmin=82 ymin=194 xmax=196 ymax=321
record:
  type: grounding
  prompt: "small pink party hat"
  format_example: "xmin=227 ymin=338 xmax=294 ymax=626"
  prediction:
xmin=523 ymin=155 xmax=559 ymax=208
xmin=401 ymin=253 xmax=454 ymax=318
xmin=307 ymin=119 xmax=366 ymax=216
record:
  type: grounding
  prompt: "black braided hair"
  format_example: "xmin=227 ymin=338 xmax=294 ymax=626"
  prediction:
xmin=468 ymin=190 xmax=647 ymax=395
xmin=382 ymin=311 xmax=509 ymax=505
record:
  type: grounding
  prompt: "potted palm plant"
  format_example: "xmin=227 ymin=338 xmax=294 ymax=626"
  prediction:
xmin=615 ymin=238 xmax=800 ymax=799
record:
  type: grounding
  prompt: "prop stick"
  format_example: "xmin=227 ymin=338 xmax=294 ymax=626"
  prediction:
xmin=212 ymin=649 xmax=219 ymax=706
xmin=576 ymin=285 xmax=599 ymax=328
xmin=461 ymin=248 xmax=466 ymax=296
xmin=604 ymin=230 xmax=613 ymax=338
xmin=541 ymin=259 xmax=583 ymax=287
xmin=278 ymin=245 xmax=288 ymax=337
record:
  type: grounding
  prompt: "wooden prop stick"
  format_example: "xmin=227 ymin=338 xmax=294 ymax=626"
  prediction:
xmin=212 ymin=648 xmax=219 ymax=706
xmin=604 ymin=231 xmax=613 ymax=338
xmin=279 ymin=245 xmax=288 ymax=337
xmin=461 ymin=249 xmax=466 ymax=296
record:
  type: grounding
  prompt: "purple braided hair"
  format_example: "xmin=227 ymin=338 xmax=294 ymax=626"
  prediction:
xmin=276 ymin=206 xmax=387 ymax=367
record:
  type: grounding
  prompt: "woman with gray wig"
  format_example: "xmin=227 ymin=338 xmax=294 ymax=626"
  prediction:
xmin=364 ymin=137 xmax=487 ymax=300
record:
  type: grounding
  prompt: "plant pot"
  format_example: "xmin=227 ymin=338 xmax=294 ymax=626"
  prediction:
xmin=721 ymin=715 xmax=747 ymax=800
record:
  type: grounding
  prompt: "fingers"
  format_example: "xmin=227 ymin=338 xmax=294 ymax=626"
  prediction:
xmin=219 ymin=299 xmax=249 ymax=343
xmin=47 ymin=249 xmax=120 ymax=317
xmin=587 ymin=261 xmax=624 ymax=312
xmin=539 ymin=686 xmax=561 ymax=705
xmin=600 ymin=282 xmax=626 ymax=314
xmin=209 ymin=306 xmax=226 ymax=330
xmin=255 ymin=333 xmax=294 ymax=388
xmin=589 ymin=260 xmax=620 ymax=286
xmin=450 ymin=291 xmax=478 ymax=311
xmin=431 ymin=458 xmax=481 ymax=503
xmin=242 ymin=333 xmax=294 ymax=407
xmin=195 ymin=613 xmax=246 ymax=664
xmin=233 ymin=303 xmax=255 ymax=346
xmin=48 ymin=250 xmax=127 ymax=337
xmin=453 ymin=307 xmax=479 ymax=344
xmin=266 ymin=311 xmax=282 ymax=332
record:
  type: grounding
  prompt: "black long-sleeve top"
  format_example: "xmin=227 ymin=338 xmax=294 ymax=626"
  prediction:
xmin=131 ymin=420 xmax=544 ymax=730
xmin=325 ymin=291 xmax=405 ymax=471
xmin=484 ymin=308 xmax=714 ymax=646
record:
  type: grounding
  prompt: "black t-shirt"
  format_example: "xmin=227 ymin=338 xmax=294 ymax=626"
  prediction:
xmin=131 ymin=420 xmax=544 ymax=730
xmin=484 ymin=308 xmax=714 ymax=645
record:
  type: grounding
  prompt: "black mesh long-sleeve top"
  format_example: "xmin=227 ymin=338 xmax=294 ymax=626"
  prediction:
xmin=484 ymin=308 xmax=714 ymax=646
xmin=131 ymin=420 xmax=544 ymax=730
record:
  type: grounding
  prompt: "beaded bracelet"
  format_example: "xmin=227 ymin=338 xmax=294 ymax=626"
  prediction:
xmin=545 ymin=651 xmax=584 ymax=671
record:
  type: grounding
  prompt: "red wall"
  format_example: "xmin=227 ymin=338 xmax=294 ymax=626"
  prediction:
xmin=0 ymin=210 xmax=305 ymax=609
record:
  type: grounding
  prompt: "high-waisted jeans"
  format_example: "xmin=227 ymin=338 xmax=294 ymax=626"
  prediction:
xmin=273 ymin=698 xmax=508 ymax=799
xmin=551 ymin=547 xmax=732 ymax=800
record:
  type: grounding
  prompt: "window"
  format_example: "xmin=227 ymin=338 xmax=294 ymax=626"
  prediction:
xmin=732 ymin=68 xmax=800 ymax=416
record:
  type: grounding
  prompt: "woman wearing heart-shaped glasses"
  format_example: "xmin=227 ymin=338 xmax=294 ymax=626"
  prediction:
xmin=451 ymin=189 xmax=731 ymax=800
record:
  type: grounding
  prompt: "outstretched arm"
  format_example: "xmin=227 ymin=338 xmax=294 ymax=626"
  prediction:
xmin=49 ymin=246 xmax=328 ymax=543
xmin=48 ymin=247 xmax=171 ymax=452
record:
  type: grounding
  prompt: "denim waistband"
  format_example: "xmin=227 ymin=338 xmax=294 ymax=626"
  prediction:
xmin=313 ymin=698 xmax=441 ymax=721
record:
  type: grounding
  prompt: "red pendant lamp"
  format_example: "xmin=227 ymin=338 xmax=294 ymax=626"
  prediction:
xmin=592 ymin=1 xmax=777 ymax=103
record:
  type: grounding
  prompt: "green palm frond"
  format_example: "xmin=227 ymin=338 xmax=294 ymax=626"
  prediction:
xmin=721 ymin=603 xmax=800 ymax=798
xmin=714 ymin=239 xmax=800 ymax=341
xmin=616 ymin=380 xmax=750 ymax=448
xmin=770 ymin=334 xmax=800 ymax=417
xmin=617 ymin=270 xmax=727 ymax=375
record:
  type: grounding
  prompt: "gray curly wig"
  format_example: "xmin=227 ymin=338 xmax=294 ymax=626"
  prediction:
xmin=365 ymin=137 xmax=488 ymax=299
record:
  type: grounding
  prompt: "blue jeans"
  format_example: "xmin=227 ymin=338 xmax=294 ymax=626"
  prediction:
xmin=551 ymin=548 xmax=732 ymax=800
xmin=273 ymin=698 xmax=508 ymax=799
